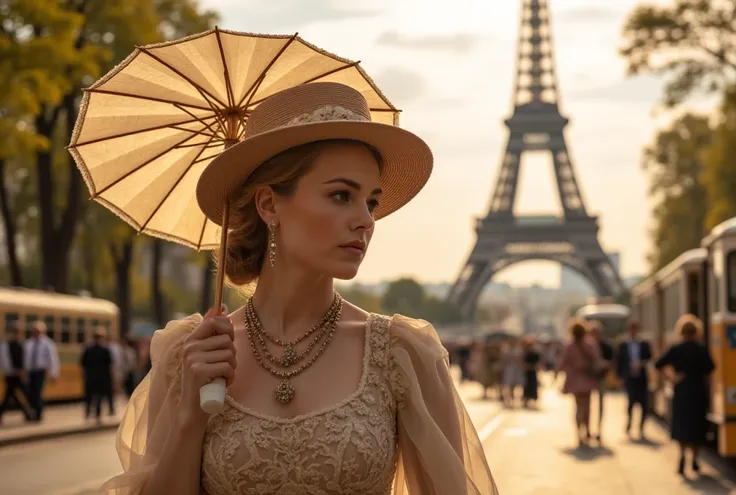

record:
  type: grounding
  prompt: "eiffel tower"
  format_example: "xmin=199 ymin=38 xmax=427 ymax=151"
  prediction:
xmin=448 ymin=0 xmax=624 ymax=321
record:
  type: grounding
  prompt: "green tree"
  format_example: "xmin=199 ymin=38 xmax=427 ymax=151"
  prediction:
xmin=338 ymin=285 xmax=383 ymax=314
xmin=0 ymin=1 xmax=85 ymax=286
xmin=620 ymin=0 xmax=736 ymax=107
xmin=3 ymin=0 xmax=217 ymax=293
xmin=703 ymin=85 xmax=736 ymax=228
xmin=642 ymin=114 xmax=712 ymax=271
xmin=382 ymin=278 xmax=426 ymax=317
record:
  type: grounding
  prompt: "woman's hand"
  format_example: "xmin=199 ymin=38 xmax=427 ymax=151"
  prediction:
xmin=177 ymin=309 xmax=237 ymax=429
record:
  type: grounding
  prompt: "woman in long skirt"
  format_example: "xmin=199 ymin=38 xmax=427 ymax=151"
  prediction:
xmin=655 ymin=314 xmax=715 ymax=477
xmin=522 ymin=337 xmax=541 ymax=407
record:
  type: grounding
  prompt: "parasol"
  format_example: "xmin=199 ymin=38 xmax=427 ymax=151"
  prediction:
xmin=69 ymin=28 xmax=400 ymax=412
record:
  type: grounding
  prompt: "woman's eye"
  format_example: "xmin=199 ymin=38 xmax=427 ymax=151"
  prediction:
xmin=367 ymin=199 xmax=379 ymax=212
xmin=331 ymin=191 xmax=350 ymax=202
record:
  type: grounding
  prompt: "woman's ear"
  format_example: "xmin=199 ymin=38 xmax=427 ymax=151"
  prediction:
xmin=254 ymin=185 xmax=278 ymax=223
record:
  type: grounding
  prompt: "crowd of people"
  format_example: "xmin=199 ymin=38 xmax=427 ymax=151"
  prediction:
xmin=448 ymin=335 xmax=561 ymax=408
xmin=0 ymin=321 xmax=153 ymax=425
xmin=555 ymin=315 xmax=714 ymax=478
xmin=445 ymin=313 xmax=715 ymax=479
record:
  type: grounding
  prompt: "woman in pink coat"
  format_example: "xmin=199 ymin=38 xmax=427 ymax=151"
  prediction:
xmin=557 ymin=320 xmax=601 ymax=447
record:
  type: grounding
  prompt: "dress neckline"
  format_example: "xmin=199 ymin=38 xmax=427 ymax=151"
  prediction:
xmin=223 ymin=312 xmax=375 ymax=424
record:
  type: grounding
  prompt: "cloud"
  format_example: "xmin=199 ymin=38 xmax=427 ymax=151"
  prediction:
xmin=211 ymin=0 xmax=383 ymax=31
xmin=373 ymin=67 xmax=428 ymax=104
xmin=376 ymin=31 xmax=478 ymax=53
xmin=567 ymin=75 xmax=663 ymax=103
xmin=557 ymin=6 xmax=622 ymax=23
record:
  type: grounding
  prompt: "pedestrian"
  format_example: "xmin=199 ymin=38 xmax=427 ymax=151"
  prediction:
xmin=81 ymin=328 xmax=114 ymax=421
xmin=100 ymin=83 xmax=498 ymax=494
xmin=616 ymin=320 xmax=652 ymax=439
xmin=655 ymin=314 xmax=715 ymax=476
xmin=589 ymin=320 xmax=614 ymax=442
xmin=0 ymin=324 xmax=34 ymax=423
xmin=522 ymin=336 xmax=540 ymax=407
xmin=23 ymin=321 xmax=59 ymax=422
xmin=557 ymin=320 xmax=602 ymax=447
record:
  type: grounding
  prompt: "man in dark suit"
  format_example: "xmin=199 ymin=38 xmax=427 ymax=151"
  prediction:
xmin=616 ymin=321 xmax=652 ymax=438
xmin=589 ymin=321 xmax=614 ymax=442
xmin=81 ymin=328 xmax=113 ymax=421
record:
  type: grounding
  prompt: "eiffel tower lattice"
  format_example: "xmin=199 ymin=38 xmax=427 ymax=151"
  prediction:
xmin=447 ymin=0 xmax=624 ymax=321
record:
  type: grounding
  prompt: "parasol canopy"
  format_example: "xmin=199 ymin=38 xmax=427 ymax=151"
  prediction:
xmin=69 ymin=28 xmax=399 ymax=251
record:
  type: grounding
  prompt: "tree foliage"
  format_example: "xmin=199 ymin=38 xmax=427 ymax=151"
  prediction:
xmin=0 ymin=0 xmax=217 ymax=293
xmin=642 ymin=114 xmax=711 ymax=271
xmin=702 ymin=85 xmax=736 ymax=228
xmin=620 ymin=0 xmax=736 ymax=107
xmin=380 ymin=278 xmax=462 ymax=324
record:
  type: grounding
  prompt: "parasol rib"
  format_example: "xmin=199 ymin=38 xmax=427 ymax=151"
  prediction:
xmin=170 ymin=125 xmax=219 ymax=140
xmin=91 ymin=127 xmax=212 ymax=198
xmin=196 ymin=209 xmax=209 ymax=250
xmin=139 ymin=134 xmax=217 ymax=232
xmin=238 ymin=33 xmax=299 ymax=109
xmin=214 ymin=27 xmax=236 ymax=109
xmin=192 ymin=152 xmax=222 ymax=165
xmin=246 ymin=61 xmax=360 ymax=108
xmin=174 ymin=103 xmax=222 ymax=139
xmin=138 ymin=47 xmax=229 ymax=109
xmin=83 ymin=88 xmax=212 ymax=112
xmin=72 ymin=115 xmax=219 ymax=147
xmin=176 ymin=141 xmax=223 ymax=150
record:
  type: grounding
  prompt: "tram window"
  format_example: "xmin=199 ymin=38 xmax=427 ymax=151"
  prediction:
xmin=688 ymin=274 xmax=700 ymax=315
xmin=25 ymin=314 xmax=38 ymax=339
xmin=44 ymin=315 xmax=55 ymax=341
xmin=728 ymin=251 xmax=736 ymax=312
xmin=712 ymin=254 xmax=722 ymax=313
xmin=61 ymin=317 xmax=71 ymax=343
xmin=76 ymin=318 xmax=86 ymax=343
xmin=3 ymin=313 xmax=20 ymax=336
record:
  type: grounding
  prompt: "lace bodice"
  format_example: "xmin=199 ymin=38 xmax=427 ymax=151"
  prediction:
xmin=201 ymin=314 xmax=399 ymax=494
xmin=99 ymin=313 xmax=498 ymax=495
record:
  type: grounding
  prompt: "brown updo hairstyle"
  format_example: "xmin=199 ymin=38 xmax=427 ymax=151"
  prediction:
xmin=674 ymin=313 xmax=703 ymax=341
xmin=568 ymin=319 xmax=588 ymax=342
xmin=217 ymin=139 xmax=382 ymax=287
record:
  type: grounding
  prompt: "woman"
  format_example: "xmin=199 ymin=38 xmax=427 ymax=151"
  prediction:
xmin=481 ymin=341 xmax=502 ymax=400
xmin=557 ymin=320 xmax=601 ymax=447
xmin=522 ymin=337 xmax=540 ymax=407
xmin=502 ymin=339 xmax=525 ymax=407
xmin=655 ymin=314 xmax=715 ymax=477
xmin=100 ymin=83 xmax=497 ymax=495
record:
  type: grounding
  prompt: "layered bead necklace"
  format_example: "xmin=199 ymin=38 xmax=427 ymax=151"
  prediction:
xmin=243 ymin=292 xmax=343 ymax=405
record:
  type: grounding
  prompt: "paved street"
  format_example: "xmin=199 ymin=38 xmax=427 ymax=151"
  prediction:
xmin=2 ymin=374 xmax=736 ymax=494
xmin=484 ymin=376 xmax=736 ymax=494
xmin=0 ymin=429 xmax=120 ymax=495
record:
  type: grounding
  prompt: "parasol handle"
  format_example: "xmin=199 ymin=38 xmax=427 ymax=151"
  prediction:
xmin=199 ymin=201 xmax=230 ymax=414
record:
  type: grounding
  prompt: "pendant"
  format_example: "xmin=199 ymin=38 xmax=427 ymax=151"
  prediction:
xmin=274 ymin=378 xmax=295 ymax=405
xmin=282 ymin=343 xmax=298 ymax=367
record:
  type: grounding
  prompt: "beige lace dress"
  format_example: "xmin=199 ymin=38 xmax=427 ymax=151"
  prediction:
xmin=100 ymin=313 xmax=498 ymax=494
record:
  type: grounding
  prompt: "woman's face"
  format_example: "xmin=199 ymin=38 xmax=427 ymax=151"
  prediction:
xmin=274 ymin=141 xmax=381 ymax=280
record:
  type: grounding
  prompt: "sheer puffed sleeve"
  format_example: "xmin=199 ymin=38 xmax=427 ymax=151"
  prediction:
xmin=388 ymin=315 xmax=499 ymax=495
xmin=100 ymin=314 xmax=203 ymax=494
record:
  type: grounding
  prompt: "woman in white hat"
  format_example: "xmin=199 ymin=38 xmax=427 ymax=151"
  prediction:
xmin=101 ymin=82 xmax=498 ymax=495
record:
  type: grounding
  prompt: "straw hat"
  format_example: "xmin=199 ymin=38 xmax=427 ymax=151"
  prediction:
xmin=196 ymin=82 xmax=433 ymax=225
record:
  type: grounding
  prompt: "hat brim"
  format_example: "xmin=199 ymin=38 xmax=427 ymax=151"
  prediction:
xmin=196 ymin=120 xmax=433 ymax=227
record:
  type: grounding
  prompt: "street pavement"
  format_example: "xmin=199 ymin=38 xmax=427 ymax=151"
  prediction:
xmin=484 ymin=375 xmax=736 ymax=494
xmin=2 ymin=372 xmax=736 ymax=494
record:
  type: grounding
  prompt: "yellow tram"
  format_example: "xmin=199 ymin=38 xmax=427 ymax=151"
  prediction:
xmin=630 ymin=217 xmax=736 ymax=457
xmin=0 ymin=287 xmax=120 ymax=402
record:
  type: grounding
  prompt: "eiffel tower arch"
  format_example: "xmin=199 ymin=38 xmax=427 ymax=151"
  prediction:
xmin=447 ymin=0 xmax=624 ymax=322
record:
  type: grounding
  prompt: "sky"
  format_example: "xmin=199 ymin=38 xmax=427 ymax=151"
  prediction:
xmin=202 ymin=0 xmax=714 ymax=288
